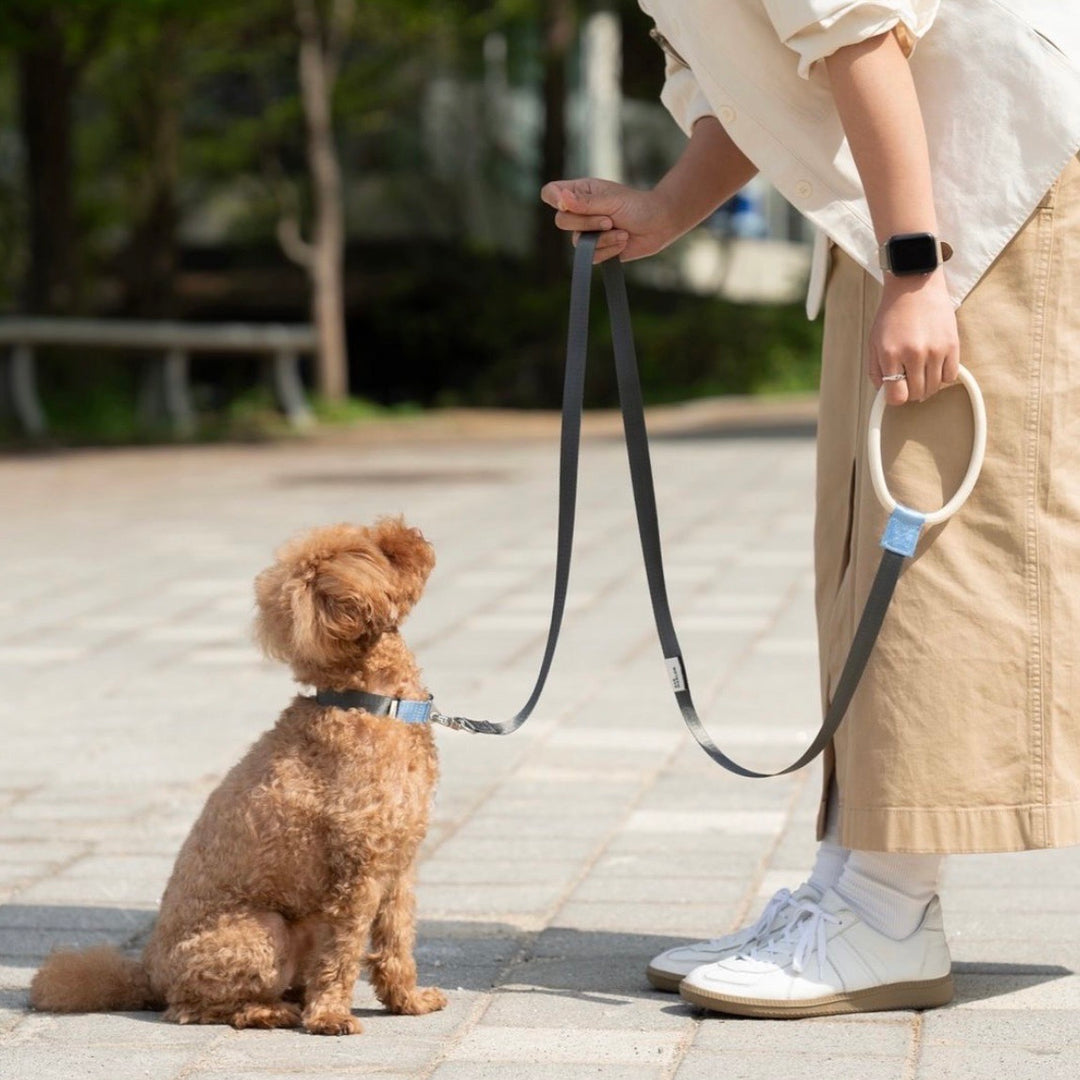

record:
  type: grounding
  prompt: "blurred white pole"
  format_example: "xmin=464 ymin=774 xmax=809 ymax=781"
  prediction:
xmin=583 ymin=10 xmax=623 ymax=183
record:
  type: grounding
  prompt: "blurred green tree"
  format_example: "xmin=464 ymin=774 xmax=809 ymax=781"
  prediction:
xmin=1 ymin=2 xmax=112 ymax=314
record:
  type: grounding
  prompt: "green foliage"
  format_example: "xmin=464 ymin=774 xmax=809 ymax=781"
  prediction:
xmin=0 ymin=0 xmax=823 ymax=448
xmin=348 ymin=242 xmax=821 ymax=409
xmin=35 ymin=356 xmax=141 ymax=443
xmin=311 ymin=394 xmax=421 ymax=424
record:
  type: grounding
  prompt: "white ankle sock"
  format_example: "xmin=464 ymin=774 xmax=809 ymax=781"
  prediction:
xmin=807 ymin=840 xmax=849 ymax=896
xmin=834 ymin=849 xmax=944 ymax=940
xmin=804 ymin=778 xmax=850 ymax=896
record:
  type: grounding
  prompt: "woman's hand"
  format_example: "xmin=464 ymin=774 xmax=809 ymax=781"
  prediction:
xmin=539 ymin=178 xmax=681 ymax=264
xmin=869 ymin=271 xmax=960 ymax=406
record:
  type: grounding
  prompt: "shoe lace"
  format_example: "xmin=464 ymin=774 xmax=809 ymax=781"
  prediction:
xmin=739 ymin=897 xmax=841 ymax=979
xmin=706 ymin=887 xmax=793 ymax=949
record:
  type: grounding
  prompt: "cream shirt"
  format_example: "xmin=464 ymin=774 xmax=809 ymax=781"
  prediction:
xmin=638 ymin=1 xmax=1080 ymax=317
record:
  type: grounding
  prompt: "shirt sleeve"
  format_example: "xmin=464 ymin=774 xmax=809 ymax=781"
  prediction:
xmin=761 ymin=1 xmax=940 ymax=79
xmin=660 ymin=62 xmax=716 ymax=137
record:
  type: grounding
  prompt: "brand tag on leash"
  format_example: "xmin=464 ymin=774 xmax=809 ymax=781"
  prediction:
xmin=666 ymin=656 xmax=687 ymax=693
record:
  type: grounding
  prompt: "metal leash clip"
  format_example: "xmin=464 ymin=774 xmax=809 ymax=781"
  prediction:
xmin=429 ymin=710 xmax=474 ymax=732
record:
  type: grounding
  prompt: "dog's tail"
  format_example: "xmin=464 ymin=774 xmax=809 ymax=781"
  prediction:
xmin=30 ymin=946 xmax=156 ymax=1013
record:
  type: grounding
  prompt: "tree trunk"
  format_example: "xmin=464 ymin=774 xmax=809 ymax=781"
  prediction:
xmin=535 ymin=0 xmax=576 ymax=285
xmin=122 ymin=17 xmax=183 ymax=318
xmin=17 ymin=13 xmax=78 ymax=314
xmin=295 ymin=0 xmax=349 ymax=402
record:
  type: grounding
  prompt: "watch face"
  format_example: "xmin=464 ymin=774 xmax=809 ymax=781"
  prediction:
xmin=888 ymin=233 xmax=938 ymax=275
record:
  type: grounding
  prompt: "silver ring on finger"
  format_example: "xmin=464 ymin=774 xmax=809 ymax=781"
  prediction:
xmin=881 ymin=372 xmax=907 ymax=383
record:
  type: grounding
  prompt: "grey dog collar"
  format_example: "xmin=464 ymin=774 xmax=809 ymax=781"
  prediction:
xmin=314 ymin=689 xmax=432 ymax=724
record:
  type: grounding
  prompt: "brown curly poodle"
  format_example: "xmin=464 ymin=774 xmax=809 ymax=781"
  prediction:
xmin=30 ymin=518 xmax=447 ymax=1035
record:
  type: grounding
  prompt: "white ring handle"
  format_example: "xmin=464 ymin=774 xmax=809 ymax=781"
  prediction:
xmin=867 ymin=364 xmax=987 ymax=526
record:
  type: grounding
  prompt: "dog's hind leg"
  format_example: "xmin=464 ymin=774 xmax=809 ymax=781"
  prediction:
xmin=162 ymin=911 xmax=301 ymax=1030
xmin=367 ymin=871 xmax=446 ymax=1016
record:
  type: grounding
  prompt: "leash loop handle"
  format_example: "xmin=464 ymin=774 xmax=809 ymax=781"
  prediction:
xmin=867 ymin=365 xmax=987 ymax=526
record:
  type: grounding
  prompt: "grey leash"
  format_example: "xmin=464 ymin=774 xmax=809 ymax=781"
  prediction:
xmin=434 ymin=231 xmax=987 ymax=777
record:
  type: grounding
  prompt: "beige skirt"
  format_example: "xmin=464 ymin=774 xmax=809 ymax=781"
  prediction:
xmin=815 ymin=151 xmax=1080 ymax=854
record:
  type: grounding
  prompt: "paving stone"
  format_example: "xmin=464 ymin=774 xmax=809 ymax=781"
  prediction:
xmin=952 ymin=973 xmax=1080 ymax=1010
xmin=416 ymin=881 xmax=569 ymax=918
xmin=0 ymin=904 xmax=155 ymax=932
xmin=430 ymin=1065 xmax=667 ymax=1080
xmin=567 ymin=874 xmax=746 ymax=906
xmin=529 ymin=926 xmax=693 ymax=963
xmin=419 ymin=859 xmax=582 ymax=886
xmin=0 ymin=964 xmax=32 ymax=990
xmin=444 ymin=1025 xmax=682 ymax=1065
xmin=589 ymin=849 xmax=761 ymax=882
xmin=0 ymin=1045 xmax=197 ymax=1080
xmin=691 ymin=1015 xmax=913 ymax=1055
xmin=501 ymin=953 xmax=680 ymax=998
xmin=602 ymin=831 xmax=777 ymax=858
xmin=0 ymin=841 xmax=88 ymax=865
xmin=0 ymin=928 xmax=123 ymax=958
xmin=948 ymin=940 xmax=1080 ymax=969
xmin=922 ymin=1008 xmax=1080 ymax=1049
xmin=13 ymin=876 xmax=166 ymax=906
xmin=554 ymin=901 xmax=738 ymax=936
xmin=915 ymin=1042 xmax=1080 ymax=1080
xmin=622 ymin=810 xmax=787 ymax=836
xmin=945 ymin=912 xmax=1080 ymax=943
xmin=479 ymin=984 xmax=689 ymax=1029
xmin=675 ymin=1049 xmax=909 ymax=1080
xmin=185 ymin=1073 xmax=404 ymax=1079
xmin=7 ymin=431 xmax=1080 ymax=1078
xmin=12 ymin=1010 xmax=223 ymax=1047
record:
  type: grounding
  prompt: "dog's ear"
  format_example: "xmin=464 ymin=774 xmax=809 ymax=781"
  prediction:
xmin=254 ymin=521 xmax=434 ymax=668
xmin=369 ymin=516 xmax=436 ymax=614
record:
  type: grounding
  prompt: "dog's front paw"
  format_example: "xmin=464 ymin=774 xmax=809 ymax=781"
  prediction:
xmin=387 ymin=986 xmax=448 ymax=1015
xmin=303 ymin=1008 xmax=363 ymax=1036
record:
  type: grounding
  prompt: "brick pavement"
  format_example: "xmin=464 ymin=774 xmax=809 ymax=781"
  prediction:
xmin=2 ymin=419 xmax=1079 ymax=1079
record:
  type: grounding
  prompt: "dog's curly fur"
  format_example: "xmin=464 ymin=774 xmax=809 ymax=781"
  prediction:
xmin=30 ymin=517 xmax=446 ymax=1035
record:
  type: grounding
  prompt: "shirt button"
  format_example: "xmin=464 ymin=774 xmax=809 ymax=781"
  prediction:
xmin=719 ymin=105 xmax=736 ymax=126
xmin=795 ymin=179 xmax=814 ymax=199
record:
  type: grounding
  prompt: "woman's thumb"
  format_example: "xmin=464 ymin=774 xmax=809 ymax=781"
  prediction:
xmin=560 ymin=182 xmax=599 ymax=213
xmin=542 ymin=178 xmax=604 ymax=213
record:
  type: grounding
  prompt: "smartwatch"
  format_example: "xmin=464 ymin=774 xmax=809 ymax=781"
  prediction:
xmin=878 ymin=233 xmax=954 ymax=277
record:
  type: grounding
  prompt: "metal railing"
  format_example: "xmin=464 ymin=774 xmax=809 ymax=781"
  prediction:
xmin=0 ymin=318 xmax=317 ymax=437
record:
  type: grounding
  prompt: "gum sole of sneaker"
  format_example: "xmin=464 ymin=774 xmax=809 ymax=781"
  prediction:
xmin=646 ymin=965 xmax=684 ymax=993
xmin=679 ymin=974 xmax=954 ymax=1018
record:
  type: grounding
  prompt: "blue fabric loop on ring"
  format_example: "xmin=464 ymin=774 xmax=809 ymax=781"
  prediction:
xmin=880 ymin=505 xmax=927 ymax=558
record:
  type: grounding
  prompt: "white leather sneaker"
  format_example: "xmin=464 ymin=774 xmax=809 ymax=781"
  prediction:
xmin=679 ymin=888 xmax=954 ymax=1018
xmin=646 ymin=884 xmax=822 ymax=992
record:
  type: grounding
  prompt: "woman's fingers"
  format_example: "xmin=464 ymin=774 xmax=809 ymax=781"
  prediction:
xmin=570 ymin=229 xmax=629 ymax=262
xmin=903 ymin=353 xmax=927 ymax=402
xmin=593 ymin=232 xmax=629 ymax=263
xmin=922 ymin=352 xmax=944 ymax=399
xmin=540 ymin=179 xmax=604 ymax=215
xmin=870 ymin=280 xmax=960 ymax=406
xmin=554 ymin=210 xmax=613 ymax=234
xmin=883 ymin=370 xmax=910 ymax=406
xmin=874 ymin=350 xmax=967 ymax=406
xmin=871 ymin=350 xmax=910 ymax=406
xmin=942 ymin=344 xmax=961 ymax=385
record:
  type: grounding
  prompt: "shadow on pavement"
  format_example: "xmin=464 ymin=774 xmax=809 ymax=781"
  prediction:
xmin=6 ymin=906 xmax=1070 ymax=1022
